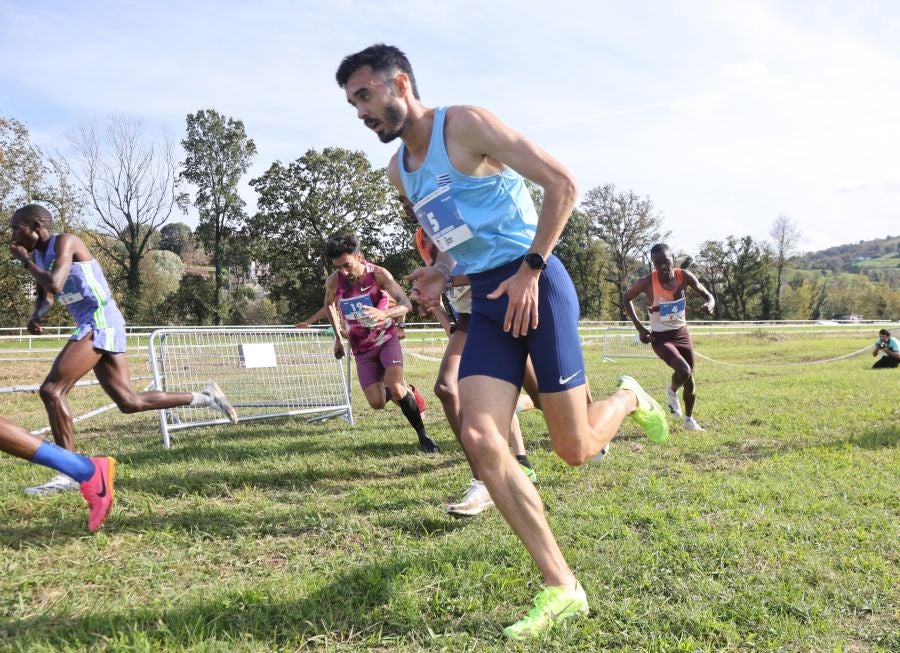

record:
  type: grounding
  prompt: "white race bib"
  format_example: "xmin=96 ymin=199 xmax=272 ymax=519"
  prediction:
xmin=339 ymin=293 xmax=376 ymax=327
xmin=57 ymin=278 xmax=84 ymax=306
xmin=658 ymin=297 xmax=686 ymax=322
xmin=413 ymin=185 xmax=474 ymax=252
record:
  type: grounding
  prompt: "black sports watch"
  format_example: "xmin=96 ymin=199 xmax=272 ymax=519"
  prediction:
xmin=523 ymin=252 xmax=547 ymax=271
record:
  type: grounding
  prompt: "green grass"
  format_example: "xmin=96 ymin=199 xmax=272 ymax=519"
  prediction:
xmin=0 ymin=333 xmax=897 ymax=651
xmin=857 ymin=253 xmax=900 ymax=270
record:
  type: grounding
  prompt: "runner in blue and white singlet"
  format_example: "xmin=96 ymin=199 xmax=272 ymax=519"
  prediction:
xmin=10 ymin=204 xmax=237 ymax=496
xmin=397 ymin=106 xmax=584 ymax=394
xmin=338 ymin=44 xmax=669 ymax=638
xmin=33 ymin=234 xmax=127 ymax=353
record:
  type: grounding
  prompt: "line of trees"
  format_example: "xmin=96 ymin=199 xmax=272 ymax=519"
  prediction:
xmin=2 ymin=111 xmax=898 ymax=328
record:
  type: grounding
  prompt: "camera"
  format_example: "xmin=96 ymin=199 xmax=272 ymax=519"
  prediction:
xmin=878 ymin=341 xmax=887 ymax=349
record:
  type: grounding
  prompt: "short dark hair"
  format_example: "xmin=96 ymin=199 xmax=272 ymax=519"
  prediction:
xmin=325 ymin=233 xmax=360 ymax=259
xmin=336 ymin=44 xmax=420 ymax=99
xmin=650 ymin=243 xmax=671 ymax=257
xmin=11 ymin=204 xmax=53 ymax=230
xmin=880 ymin=328 xmax=891 ymax=337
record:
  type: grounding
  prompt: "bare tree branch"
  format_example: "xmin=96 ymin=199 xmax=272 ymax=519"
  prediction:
xmin=67 ymin=114 xmax=185 ymax=317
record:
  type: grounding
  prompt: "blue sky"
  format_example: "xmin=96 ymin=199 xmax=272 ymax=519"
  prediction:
xmin=2 ymin=0 xmax=898 ymax=255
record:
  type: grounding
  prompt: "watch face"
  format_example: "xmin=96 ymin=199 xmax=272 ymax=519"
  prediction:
xmin=525 ymin=253 xmax=546 ymax=270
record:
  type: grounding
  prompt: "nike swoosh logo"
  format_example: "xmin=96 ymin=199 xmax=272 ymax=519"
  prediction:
xmin=548 ymin=600 xmax=577 ymax=620
xmin=392 ymin=360 xmax=402 ymax=364
xmin=360 ymin=285 xmax=373 ymax=292
xmin=558 ymin=370 xmax=582 ymax=384
xmin=97 ymin=469 xmax=108 ymax=498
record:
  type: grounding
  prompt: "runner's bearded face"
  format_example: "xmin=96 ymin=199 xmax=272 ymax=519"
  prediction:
xmin=345 ymin=67 xmax=408 ymax=144
xmin=371 ymin=98 xmax=407 ymax=143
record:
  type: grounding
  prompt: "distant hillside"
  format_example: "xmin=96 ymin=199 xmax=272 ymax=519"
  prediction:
xmin=794 ymin=235 xmax=900 ymax=276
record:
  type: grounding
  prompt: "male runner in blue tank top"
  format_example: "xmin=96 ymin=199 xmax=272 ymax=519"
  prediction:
xmin=336 ymin=44 xmax=669 ymax=638
xmin=10 ymin=204 xmax=237 ymax=496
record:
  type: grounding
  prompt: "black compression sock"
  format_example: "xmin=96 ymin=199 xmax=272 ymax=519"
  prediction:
xmin=397 ymin=390 xmax=426 ymax=435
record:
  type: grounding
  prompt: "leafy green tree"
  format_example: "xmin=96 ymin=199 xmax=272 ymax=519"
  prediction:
xmin=555 ymin=206 xmax=610 ymax=319
xmin=523 ymin=180 xmax=610 ymax=319
xmin=246 ymin=147 xmax=401 ymax=320
xmin=695 ymin=236 xmax=774 ymax=320
xmin=820 ymin=275 xmax=900 ymax=319
xmin=160 ymin=274 xmax=216 ymax=325
xmin=581 ymin=183 xmax=669 ymax=319
xmin=134 ymin=250 xmax=186 ymax=323
xmin=0 ymin=116 xmax=43 ymax=211
xmin=181 ymin=109 xmax=257 ymax=324
xmin=225 ymin=286 xmax=278 ymax=325
xmin=159 ymin=222 xmax=194 ymax=258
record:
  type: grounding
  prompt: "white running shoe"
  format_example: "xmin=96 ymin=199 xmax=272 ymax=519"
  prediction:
xmin=203 ymin=381 xmax=238 ymax=424
xmin=24 ymin=474 xmax=80 ymax=496
xmin=666 ymin=386 xmax=682 ymax=418
xmin=591 ymin=443 xmax=611 ymax=462
xmin=684 ymin=416 xmax=704 ymax=431
xmin=446 ymin=479 xmax=494 ymax=516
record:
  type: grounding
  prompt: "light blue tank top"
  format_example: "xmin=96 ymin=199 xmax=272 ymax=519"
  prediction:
xmin=397 ymin=107 xmax=538 ymax=274
xmin=34 ymin=235 xmax=119 ymax=328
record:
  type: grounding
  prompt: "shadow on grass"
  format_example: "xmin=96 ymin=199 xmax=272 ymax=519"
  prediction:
xmin=116 ymin=427 xmax=454 ymax=469
xmin=375 ymin=513 xmax=470 ymax=539
xmin=1 ymin=455 xmax=465 ymax=547
xmin=120 ymin=451 xmax=460 ymax=497
xmin=0 ymin=520 xmax=90 ymax=548
xmin=2 ymin=548 xmax=498 ymax=649
xmin=847 ymin=424 xmax=898 ymax=450
xmin=2 ymin=486 xmax=469 ymax=546
xmin=115 ymin=421 xmax=352 ymax=466
xmin=0 ymin=504 xmax=322 ymax=547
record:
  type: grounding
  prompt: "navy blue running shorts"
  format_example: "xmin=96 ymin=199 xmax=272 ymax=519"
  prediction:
xmin=459 ymin=255 xmax=586 ymax=393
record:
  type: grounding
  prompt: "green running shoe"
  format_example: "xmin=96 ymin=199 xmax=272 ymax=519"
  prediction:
xmin=503 ymin=582 xmax=589 ymax=639
xmin=617 ymin=375 xmax=669 ymax=444
xmin=520 ymin=464 xmax=538 ymax=484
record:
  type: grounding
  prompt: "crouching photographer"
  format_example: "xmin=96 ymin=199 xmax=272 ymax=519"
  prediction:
xmin=872 ymin=328 xmax=900 ymax=369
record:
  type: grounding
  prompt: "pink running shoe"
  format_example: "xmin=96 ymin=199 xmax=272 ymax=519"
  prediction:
xmin=80 ymin=457 xmax=116 ymax=533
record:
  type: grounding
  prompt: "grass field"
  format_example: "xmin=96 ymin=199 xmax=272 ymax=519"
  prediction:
xmin=1 ymin=332 xmax=897 ymax=651
xmin=857 ymin=254 xmax=900 ymax=271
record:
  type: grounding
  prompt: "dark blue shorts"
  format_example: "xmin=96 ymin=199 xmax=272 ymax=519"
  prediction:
xmin=459 ymin=255 xmax=585 ymax=393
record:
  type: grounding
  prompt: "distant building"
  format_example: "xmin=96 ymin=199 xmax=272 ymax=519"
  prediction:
xmin=832 ymin=313 xmax=862 ymax=322
xmin=248 ymin=261 xmax=269 ymax=280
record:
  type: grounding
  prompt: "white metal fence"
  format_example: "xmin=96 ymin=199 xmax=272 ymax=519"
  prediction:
xmin=1 ymin=320 xmax=895 ymax=440
xmin=148 ymin=327 xmax=354 ymax=448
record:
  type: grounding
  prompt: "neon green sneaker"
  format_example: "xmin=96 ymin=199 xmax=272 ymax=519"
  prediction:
xmin=617 ymin=375 xmax=669 ymax=444
xmin=520 ymin=464 xmax=538 ymax=484
xmin=503 ymin=582 xmax=589 ymax=639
